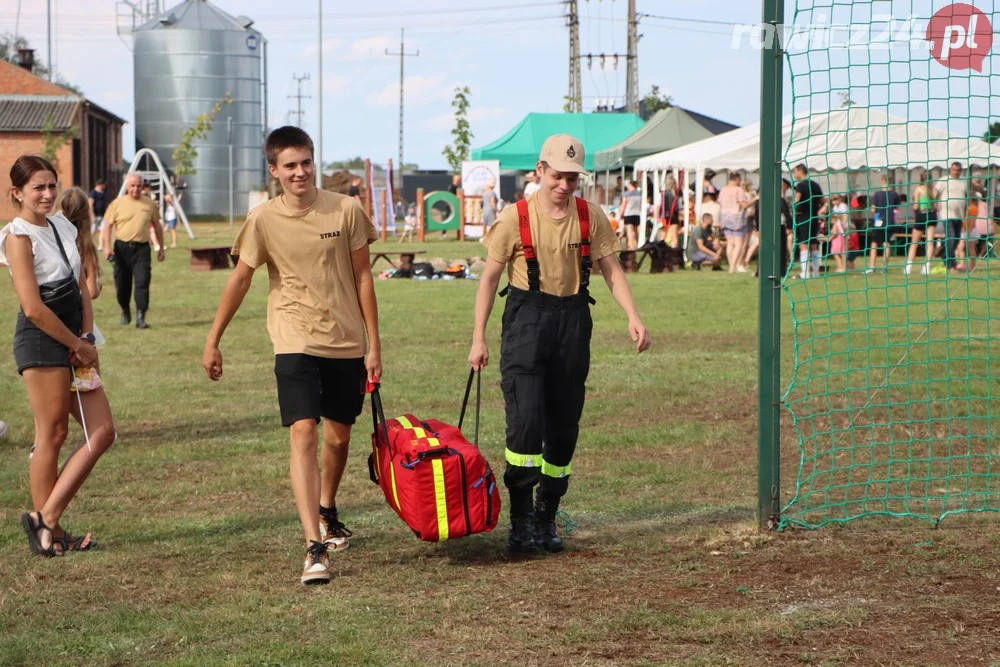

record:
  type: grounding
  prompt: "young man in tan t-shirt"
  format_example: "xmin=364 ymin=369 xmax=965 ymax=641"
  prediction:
xmin=202 ymin=126 xmax=381 ymax=585
xmin=468 ymin=134 xmax=651 ymax=555
xmin=101 ymin=173 xmax=165 ymax=329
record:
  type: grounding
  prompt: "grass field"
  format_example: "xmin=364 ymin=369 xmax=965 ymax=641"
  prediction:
xmin=2 ymin=222 xmax=999 ymax=665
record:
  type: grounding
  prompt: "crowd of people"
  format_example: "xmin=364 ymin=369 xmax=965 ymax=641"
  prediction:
xmin=597 ymin=161 xmax=996 ymax=279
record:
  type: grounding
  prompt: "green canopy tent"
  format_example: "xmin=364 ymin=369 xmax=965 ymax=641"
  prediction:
xmin=470 ymin=112 xmax=645 ymax=171
xmin=592 ymin=106 xmax=738 ymax=172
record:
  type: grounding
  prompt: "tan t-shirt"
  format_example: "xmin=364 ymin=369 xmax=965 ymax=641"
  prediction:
xmin=104 ymin=195 xmax=160 ymax=242
xmin=232 ymin=189 xmax=377 ymax=358
xmin=482 ymin=197 xmax=618 ymax=297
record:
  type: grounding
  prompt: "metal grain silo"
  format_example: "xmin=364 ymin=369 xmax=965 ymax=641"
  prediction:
xmin=134 ymin=0 xmax=265 ymax=216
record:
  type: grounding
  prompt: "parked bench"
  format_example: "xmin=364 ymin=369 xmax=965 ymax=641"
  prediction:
xmin=371 ymin=250 xmax=426 ymax=270
xmin=190 ymin=246 xmax=238 ymax=270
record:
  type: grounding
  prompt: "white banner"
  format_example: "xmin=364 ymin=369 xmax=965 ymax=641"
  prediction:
xmin=461 ymin=160 xmax=501 ymax=199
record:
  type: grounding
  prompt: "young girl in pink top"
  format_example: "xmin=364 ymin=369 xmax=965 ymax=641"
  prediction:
xmin=828 ymin=194 xmax=849 ymax=273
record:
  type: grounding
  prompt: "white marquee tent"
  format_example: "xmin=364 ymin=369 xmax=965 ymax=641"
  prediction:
xmin=633 ymin=107 xmax=1000 ymax=246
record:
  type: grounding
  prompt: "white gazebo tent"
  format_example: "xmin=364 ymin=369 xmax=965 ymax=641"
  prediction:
xmin=634 ymin=107 xmax=1000 ymax=252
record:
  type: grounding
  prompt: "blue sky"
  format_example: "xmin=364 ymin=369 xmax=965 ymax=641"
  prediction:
xmin=8 ymin=0 xmax=996 ymax=169
xmin=5 ymin=0 xmax=767 ymax=169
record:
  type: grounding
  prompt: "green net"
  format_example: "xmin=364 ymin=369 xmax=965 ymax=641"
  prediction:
xmin=778 ymin=0 xmax=1000 ymax=528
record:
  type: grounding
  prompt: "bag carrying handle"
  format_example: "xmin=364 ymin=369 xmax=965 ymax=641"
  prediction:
xmin=458 ymin=368 xmax=481 ymax=446
xmin=369 ymin=380 xmax=391 ymax=448
xmin=370 ymin=369 xmax=481 ymax=451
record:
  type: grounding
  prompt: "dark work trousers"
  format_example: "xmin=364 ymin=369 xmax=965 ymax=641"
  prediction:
xmin=113 ymin=240 xmax=151 ymax=314
xmin=944 ymin=218 xmax=963 ymax=268
xmin=499 ymin=286 xmax=593 ymax=503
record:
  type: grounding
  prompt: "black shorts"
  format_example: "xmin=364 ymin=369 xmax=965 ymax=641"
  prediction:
xmin=624 ymin=215 xmax=641 ymax=227
xmin=868 ymin=226 xmax=887 ymax=246
xmin=274 ymin=354 xmax=366 ymax=427
xmin=794 ymin=219 xmax=818 ymax=245
xmin=913 ymin=210 xmax=937 ymax=231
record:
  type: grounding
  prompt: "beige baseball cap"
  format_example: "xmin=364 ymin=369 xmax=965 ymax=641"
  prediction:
xmin=538 ymin=134 xmax=586 ymax=173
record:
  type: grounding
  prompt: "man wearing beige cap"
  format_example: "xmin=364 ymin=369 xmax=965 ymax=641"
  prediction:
xmin=468 ymin=134 xmax=651 ymax=555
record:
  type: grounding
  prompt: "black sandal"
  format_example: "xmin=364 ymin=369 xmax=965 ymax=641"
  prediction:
xmin=21 ymin=512 xmax=58 ymax=557
xmin=55 ymin=530 xmax=96 ymax=553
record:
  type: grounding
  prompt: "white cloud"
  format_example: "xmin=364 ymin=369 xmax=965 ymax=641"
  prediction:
xmin=322 ymin=74 xmax=349 ymax=95
xmin=299 ymin=37 xmax=343 ymax=59
xmin=350 ymin=36 xmax=395 ymax=60
xmin=366 ymin=74 xmax=453 ymax=109
xmin=424 ymin=107 xmax=508 ymax=131
xmin=424 ymin=113 xmax=454 ymax=131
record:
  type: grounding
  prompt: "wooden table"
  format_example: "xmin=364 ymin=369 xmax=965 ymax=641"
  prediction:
xmin=371 ymin=250 xmax=425 ymax=270
xmin=190 ymin=246 xmax=238 ymax=270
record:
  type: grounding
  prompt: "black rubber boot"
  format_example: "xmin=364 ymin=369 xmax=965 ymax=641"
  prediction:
xmin=120 ymin=310 xmax=131 ymax=326
xmin=136 ymin=311 xmax=149 ymax=329
xmin=534 ymin=493 xmax=564 ymax=553
xmin=507 ymin=491 xmax=537 ymax=555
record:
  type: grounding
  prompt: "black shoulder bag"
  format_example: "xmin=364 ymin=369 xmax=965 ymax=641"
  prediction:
xmin=33 ymin=219 xmax=83 ymax=332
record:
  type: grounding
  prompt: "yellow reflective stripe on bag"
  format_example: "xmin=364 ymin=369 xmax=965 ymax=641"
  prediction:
xmin=431 ymin=458 xmax=449 ymax=540
xmin=389 ymin=460 xmax=401 ymax=510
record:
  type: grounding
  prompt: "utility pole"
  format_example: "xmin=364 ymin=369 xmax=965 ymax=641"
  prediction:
xmin=566 ymin=0 xmax=581 ymax=112
xmin=626 ymin=0 xmax=640 ymax=114
xmin=385 ymin=28 xmax=419 ymax=171
xmin=288 ymin=73 xmax=311 ymax=128
xmin=46 ymin=0 xmax=52 ymax=81
xmin=317 ymin=0 xmax=323 ymax=189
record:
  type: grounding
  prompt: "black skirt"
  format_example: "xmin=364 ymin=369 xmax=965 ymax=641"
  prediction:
xmin=13 ymin=277 xmax=83 ymax=375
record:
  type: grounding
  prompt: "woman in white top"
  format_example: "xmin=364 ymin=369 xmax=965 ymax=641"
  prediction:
xmin=1 ymin=156 xmax=117 ymax=557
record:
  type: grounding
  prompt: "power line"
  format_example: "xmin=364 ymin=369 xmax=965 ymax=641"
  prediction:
xmin=4 ymin=3 xmax=562 ymax=24
xmin=244 ymin=2 xmax=563 ymax=19
xmin=639 ymin=13 xmax=743 ymax=27
xmin=8 ymin=14 xmax=565 ymax=37
xmin=641 ymin=23 xmax=735 ymax=37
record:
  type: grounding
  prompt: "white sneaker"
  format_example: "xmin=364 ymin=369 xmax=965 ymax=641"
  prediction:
xmin=904 ymin=263 xmax=912 ymax=275
xmin=865 ymin=268 xmax=875 ymax=275
xmin=921 ymin=264 xmax=931 ymax=275
xmin=301 ymin=541 xmax=331 ymax=585
xmin=0 ymin=420 xmax=7 ymax=439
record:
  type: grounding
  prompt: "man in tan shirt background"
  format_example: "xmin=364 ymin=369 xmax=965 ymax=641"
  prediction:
xmin=101 ymin=173 xmax=165 ymax=329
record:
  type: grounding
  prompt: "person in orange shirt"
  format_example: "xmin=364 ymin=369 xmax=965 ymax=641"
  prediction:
xmin=957 ymin=199 xmax=981 ymax=272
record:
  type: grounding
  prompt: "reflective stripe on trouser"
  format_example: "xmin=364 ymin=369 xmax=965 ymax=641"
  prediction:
xmin=499 ymin=286 xmax=591 ymax=501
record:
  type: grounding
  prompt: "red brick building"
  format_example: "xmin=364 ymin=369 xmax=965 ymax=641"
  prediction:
xmin=0 ymin=57 xmax=126 ymax=221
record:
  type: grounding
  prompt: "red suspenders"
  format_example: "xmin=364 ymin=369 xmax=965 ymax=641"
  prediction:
xmin=514 ymin=197 xmax=592 ymax=293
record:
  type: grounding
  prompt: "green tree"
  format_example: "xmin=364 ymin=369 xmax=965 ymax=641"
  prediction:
xmin=40 ymin=113 xmax=77 ymax=171
xmin=983 ymin=122 xmax=1000 ymax=144
xmin=642 ymin=85 xmax=673 ymax=116
xmin=0 ymin=33 xmax=84 ymax=95
xmin=563 ymin=94 xmax=581 ymax=113
xmin=327 ymin=156 xmax=366 ymax=170
xmin=0 ymin=33 xmax=46 ymax=77
xmin=172 ymin=94 xmax=233 ymax=177
xmin=442 ymin=86 xmax=473 ymax=174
